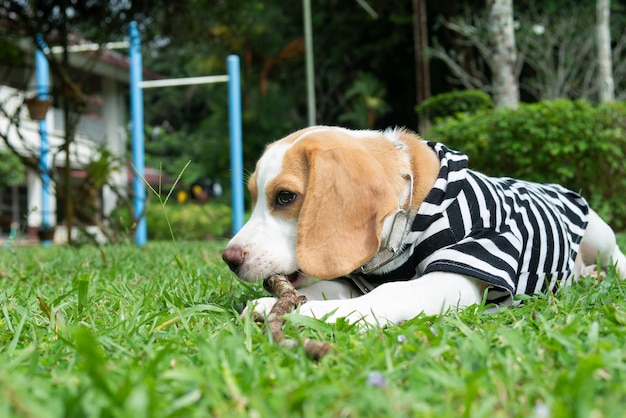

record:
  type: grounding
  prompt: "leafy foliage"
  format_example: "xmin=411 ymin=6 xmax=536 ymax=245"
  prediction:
xmin=0 ymin=149 xmax=25 ymax=188
xmin=339 ymin=71 xmax=391 ymax=129
xmin=110 ymin=201 xmax=232 ymax=241
xmin=146 ymin=202 xmax=232 ymax=241
xmin=426 ymin=99 xmax=626 ymax=230
xmin=140 ymin=0 xmax=417 ymax=185
xmin=4 ymin=0 xmax=626 ymax=239
xmin=0 ymin=0 xmax=187 ymax=47
xmin=0 ymin=0 xmax=197 ymax=244
xmin=416 ymin=89 xmax=493 ymax=122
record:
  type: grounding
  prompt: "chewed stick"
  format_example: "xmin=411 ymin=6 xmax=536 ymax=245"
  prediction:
xmin=262 ymin=275 xmax=332 ymax=360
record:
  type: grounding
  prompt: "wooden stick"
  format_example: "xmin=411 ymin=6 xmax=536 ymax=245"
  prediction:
xmin=262 ymin=275 xmax=332 ymax=360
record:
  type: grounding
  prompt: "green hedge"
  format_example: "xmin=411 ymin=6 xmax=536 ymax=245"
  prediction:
xmin=146 ymin=202 xmax=232 ymax=240
xmin=416 ymin=90 xmax=493 ymax=122
xmin=425 ymin=99 xmax=626 ymax=231
xmin=109 ymin=202 xmax=232 ymax=241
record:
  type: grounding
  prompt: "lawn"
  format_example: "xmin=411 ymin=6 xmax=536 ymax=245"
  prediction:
xmin=1 ymin=239 xmax=626 ymax=417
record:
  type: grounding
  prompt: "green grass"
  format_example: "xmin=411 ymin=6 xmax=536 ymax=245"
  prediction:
xmin=1 ymin=240 xmax=626 ymax=417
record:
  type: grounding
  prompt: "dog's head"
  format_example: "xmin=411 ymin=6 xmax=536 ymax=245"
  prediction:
xmin=222 ymin=126 xmax=436 ymax=284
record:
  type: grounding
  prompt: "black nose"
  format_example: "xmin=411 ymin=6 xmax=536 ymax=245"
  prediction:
xmin=222 ymin=245 xmax=246 ymax=273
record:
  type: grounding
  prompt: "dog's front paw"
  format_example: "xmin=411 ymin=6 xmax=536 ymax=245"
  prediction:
xmin=579 ymin=264 xmax=607 ymax=282
xmin=298 ymin=300 xmax=388 ymax=328
xmin=241 ymin=297 xmax=278 ymax=322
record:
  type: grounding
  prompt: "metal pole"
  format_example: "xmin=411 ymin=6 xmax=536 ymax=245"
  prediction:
xmin=303 ymin=0 xmax=316 ymax=126
xmin=129 ymin=21 xmax=147 ymax=246
xmin=140 ymin=75 xmax=230 ymax=89
xmin=35 ymin=34 xmax=52 ymax=247
xmin=227 ymin=55 xmax=244 ymax=234
xmin=49 ymin=41 xmax=130 ymax=54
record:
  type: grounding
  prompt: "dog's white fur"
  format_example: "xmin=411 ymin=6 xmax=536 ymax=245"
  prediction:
xmin=223 ymin=126 xmax=626 ymax=327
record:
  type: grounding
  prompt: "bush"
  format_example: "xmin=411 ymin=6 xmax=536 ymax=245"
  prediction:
xmin=108 ymin=201 xmax=232 ymax=241
xmin=0 ymin=149 xmax=25 ymax=188
xmin=416 ymin=90 xmax=492 ymax=122
xmin=146 ymin=202 xmax=232 ymax=240
xmin=425 ymin=99 xmax=626 ymax=231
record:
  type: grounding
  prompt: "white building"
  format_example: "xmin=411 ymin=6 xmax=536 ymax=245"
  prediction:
xmin=0 ymin=39 xmax=147 ymax=242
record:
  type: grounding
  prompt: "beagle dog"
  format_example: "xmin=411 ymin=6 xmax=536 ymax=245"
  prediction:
xmin=222 ymin=126 xmax=626 ymax=327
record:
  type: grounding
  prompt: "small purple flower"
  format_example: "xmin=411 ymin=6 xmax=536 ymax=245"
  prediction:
xmin=367 ymin=371 xmax=386 ymax=388
xmin=397 ymin=334 xmax=407 ymax=344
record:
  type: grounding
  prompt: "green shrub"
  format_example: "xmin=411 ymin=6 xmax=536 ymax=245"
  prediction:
xmin=108 ymin=201 xmax=232 ymax=241
xmin=425 ymin=99 xmax=626 ymax=231
xmin=146 ymin=202 xmax=232 ymax=240
xmin=416 ymin=90 xmax=492 ymax=122
xmin=0 ymin=149 xmax=25 ymax=188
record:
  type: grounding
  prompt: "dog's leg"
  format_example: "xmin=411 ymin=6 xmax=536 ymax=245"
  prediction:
xmin=578 ymin=209 xmax=626 ymax=278
xmin=297 ymin=272 xmax=485 ymax=327
xmin=243 ymin=279 xmax=361 ymax=319
xmin=298 ymin=279 xmax=364 ymax=301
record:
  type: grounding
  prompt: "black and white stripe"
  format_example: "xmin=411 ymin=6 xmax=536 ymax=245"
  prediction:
xmin=353 ymin=142 xmax=589 ymax=306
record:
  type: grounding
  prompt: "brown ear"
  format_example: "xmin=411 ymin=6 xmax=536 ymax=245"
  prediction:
xmin=296 ymin=146 xmax=398 ymax=279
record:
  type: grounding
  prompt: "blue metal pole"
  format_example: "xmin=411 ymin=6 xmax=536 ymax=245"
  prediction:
xmin=35 ymin=35 xmax=52 ymax=247
xmin=227 ymin=55 xmax=244 ymax=234
xmin=129 ymin=21 xmax=147 ymax=246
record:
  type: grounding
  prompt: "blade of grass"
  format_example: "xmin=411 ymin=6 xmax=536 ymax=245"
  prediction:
xmin=6 ymin=308 xmax=28 ymax=356
xmin=132 ymin=160 xmax=191 ymax=269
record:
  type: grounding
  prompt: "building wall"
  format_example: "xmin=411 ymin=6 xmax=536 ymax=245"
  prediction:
xmin=0 ymin=68 xmax=129 ymax=238
xmin=101 ymin=77 xmax=129 ymax=217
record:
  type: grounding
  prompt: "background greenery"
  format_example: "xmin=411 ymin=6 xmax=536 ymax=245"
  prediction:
xmin=0 ymin=149 xmax=25 ymax=189
xmin=138 ymin=95 xmax=626 ymax=237
xmin=109 ymin=199 xmax=233 ymax=242
xmin=425 ymin=99 xmax=626 ymax=230
xmin=1 ymin=241 xmax=626 ymax=417
xmin=4 ymin=0 xmax=626 ymax=234
xmin=130 ymin=0 xmax=626 ymax=188
xmin=416 ymin=90 xmax=493 ymax=122
xmin=146 ymin=203 xmax=232 ymax=241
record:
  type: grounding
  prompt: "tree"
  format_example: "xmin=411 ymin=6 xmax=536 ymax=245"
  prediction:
xmin=0 ymin=149 xmax=24 ymax=189
xmin=0 ymin=0 xmax=189 ymax=243
xmin=515 ymin=3 xmax=626 ymax=102
xmin=516 ymin=7 xmax=598 ymax=100
xmin=338 ymin=72 xmax=390 ymax=128
xmin=597 ymin=0 xmax=615 ymax=103
xmin=427 ymin=1 xmax=626 ymax=103
xmin=487 ymin=0 xmax=519 ymax=108
xmin=412 ymin=0 xmax=431 ymax=132
xmin=428 ymin=7 xmax=508 ymax=102
xmin=141 ymin=0 xmax=418 ymax=186
xmin=140 ymin=0 xmax=310 ymax=188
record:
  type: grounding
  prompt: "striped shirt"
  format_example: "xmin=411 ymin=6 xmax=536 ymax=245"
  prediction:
xmin=353 ymin=141 xmax=589 ymax=305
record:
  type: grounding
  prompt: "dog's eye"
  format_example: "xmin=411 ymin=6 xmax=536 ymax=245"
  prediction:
xmin=276 ymin=191 xmax=297 ymax=206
